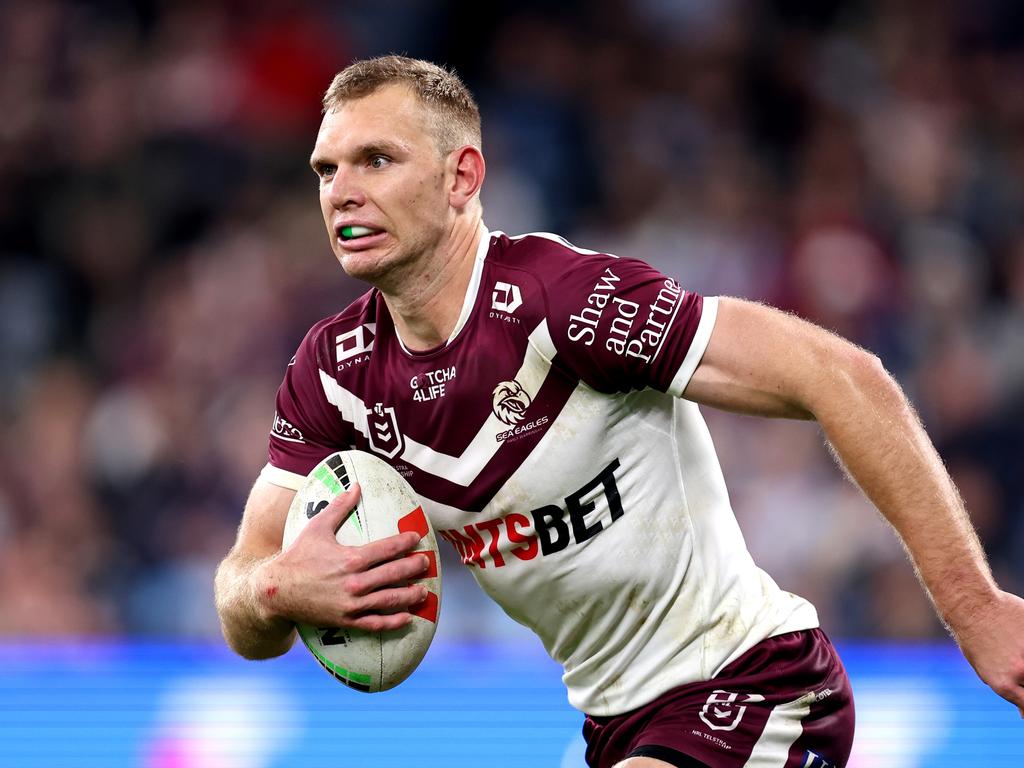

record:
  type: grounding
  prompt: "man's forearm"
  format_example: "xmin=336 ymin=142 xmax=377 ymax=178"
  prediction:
xmin=214 ymin=549 xmax=297 ymax=660
xmin=688 ymin=299 xmax=1023 ymax=709
xmin=811 ymin=349 xmax=998 ymax=632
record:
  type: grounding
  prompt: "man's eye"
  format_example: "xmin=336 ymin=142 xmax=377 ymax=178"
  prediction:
xmin=369 ymin=155 xmax=390 ymax=169
xmin=317 ymin=165 xmax=336 ymax=179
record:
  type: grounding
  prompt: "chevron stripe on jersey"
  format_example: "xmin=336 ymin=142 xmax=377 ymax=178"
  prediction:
xmin=313 ymin=319 xmax=578 ymax=510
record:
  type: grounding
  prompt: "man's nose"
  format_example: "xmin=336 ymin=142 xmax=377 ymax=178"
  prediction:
xmin=325 ymin=169 xmax=366 ymax=209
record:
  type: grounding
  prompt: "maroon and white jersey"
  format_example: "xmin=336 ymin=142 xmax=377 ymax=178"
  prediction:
xmin=262 ymin=228 xmax=818 ymax=716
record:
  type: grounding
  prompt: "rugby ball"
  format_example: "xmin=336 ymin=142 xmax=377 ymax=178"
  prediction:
xmin=282 ymin=450 xmax=441 ymax=692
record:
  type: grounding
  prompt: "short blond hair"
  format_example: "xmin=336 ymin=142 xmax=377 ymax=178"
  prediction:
xmin=322 ymin=55 xmax=481 ymax=155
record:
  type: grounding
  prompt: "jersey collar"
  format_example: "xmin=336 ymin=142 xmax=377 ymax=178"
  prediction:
xmin=388 ymin=222 xmax=491 ymax=355
xmin=444 ymin=222 xmax=491 ymax=346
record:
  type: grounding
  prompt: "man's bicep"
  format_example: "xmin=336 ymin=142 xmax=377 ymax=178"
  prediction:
xmin=232 ymin=478 xmax=298 ymax=559
xmin=682 ymin=297 xmax=840 ymax=420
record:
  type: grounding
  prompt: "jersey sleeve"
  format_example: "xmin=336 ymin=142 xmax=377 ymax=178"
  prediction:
xmin=544 ymin=252 xmax=718 ymax=396
xmin=261 ymin=324 xmax=349 ymax=490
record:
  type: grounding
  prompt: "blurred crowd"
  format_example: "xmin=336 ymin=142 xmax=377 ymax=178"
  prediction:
xmin=1 ymin=0 xmax=1022 ymax=643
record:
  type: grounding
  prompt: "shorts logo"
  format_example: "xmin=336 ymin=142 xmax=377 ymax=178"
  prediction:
xmin=699 ymin=690 xmax=766 ymax=732
xmin=492 ymin=380 xmax=531 ymax=425
xmin=336 ymin=323 xmax=376 ymax=364
xmin=271 ymin=412 xmax=305 ymax=443
xmin=491 ymin=282 xmax=523 ymax=314
xmin=801 ymin=751 xmax=834 ymax=768
xmin=366 ymin=402 xmax=403 ymax=459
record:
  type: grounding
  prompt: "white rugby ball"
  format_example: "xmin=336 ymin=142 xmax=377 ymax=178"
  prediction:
xmin=282 ymin=450 xmax=441 ymax=692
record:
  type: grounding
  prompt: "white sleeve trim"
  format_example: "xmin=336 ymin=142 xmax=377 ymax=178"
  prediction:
xmin=668 ymin=295 xmax=719 ymax=397
xmin=259 ymin=463 xmax=307 ymax=491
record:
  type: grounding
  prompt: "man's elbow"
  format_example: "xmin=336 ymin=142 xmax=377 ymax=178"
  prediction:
xmin=234 ymin=637 xmax=297 ymax=662
xmin=803 ymin=339 xmax=904 ymax=418
xmin=214 ymin=558 xmax=297 ymax=661
xmin=830 ymin=343 xmax=911 ymax=419
xmin=220 ymin=621 xmax=297 ymax=661
xmin=849 ymin=348 xmax=905 ymax=403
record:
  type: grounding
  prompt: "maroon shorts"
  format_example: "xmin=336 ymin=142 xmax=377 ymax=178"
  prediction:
xmin=582 ymin=629 xmax=855 ymax=768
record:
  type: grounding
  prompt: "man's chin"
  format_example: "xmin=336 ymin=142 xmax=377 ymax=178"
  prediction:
xmin=336 ymin=250 xmax=403 ymax=285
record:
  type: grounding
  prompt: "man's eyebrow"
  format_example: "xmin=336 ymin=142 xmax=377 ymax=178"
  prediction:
xmin=310 ymin=140 xmax=409 ymax=169
xmin=351 ymin=139 xmax=407 ymax=157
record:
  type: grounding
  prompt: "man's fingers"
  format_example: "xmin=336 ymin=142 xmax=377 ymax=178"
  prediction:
xmin=1010 ymin=683 xmax=1024 ymax=714
xmin=347 ymin=611 xmax=415 ymax=632
xmin=309 ymin=483 xmax=361 ymax=533
xmin=991 ymin=676 xmax=1024 ymax=712
xmin=358 ymin=531 xmax=423 ymax=568
xmin=351 ymin=555 xmax=431 ymax=595
xmin=356 ymin=585 xmax=429 ymax=614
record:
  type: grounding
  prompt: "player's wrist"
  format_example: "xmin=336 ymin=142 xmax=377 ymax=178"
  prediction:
xmin=937 ymin=578 xmax=1002 ymax=637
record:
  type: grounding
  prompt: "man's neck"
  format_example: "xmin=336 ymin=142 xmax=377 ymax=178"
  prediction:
xmin=381 ymin=215 xmax=484 ymax=351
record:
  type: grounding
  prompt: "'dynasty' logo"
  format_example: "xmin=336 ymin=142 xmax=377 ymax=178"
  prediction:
xmin=492 ymin=380 xmax=531 ymax=426
xmin=491 ymin=281 xmax=523 ymax=314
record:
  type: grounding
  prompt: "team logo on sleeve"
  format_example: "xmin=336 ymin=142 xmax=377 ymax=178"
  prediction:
xmin=335 ymin=323 xmax=376 ymax=368
xmin=366 ymin=402 xmax=403 ymax=459
xmin=271 ymin=412 xmax=305 ymax=443
xmin=492 ymin=380 xmax=531 ymax=425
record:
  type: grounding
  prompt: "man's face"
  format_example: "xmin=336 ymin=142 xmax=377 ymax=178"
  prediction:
xmin=310 ymin=84 xmax=451 ymax=284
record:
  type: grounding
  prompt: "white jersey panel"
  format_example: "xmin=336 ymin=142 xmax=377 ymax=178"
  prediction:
xmin=422 ymin=361 xmax=818 ymax=715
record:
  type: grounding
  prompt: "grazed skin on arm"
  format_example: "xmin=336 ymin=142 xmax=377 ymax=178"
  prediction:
xmin=684 ymin=297 xmax=1024 ymax=713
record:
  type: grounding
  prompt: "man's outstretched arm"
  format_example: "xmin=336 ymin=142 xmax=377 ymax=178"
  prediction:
xmin=684 ymin=296 xmax=1024 ymax=714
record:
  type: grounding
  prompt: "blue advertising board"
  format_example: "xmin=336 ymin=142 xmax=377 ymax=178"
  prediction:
xmin=0 ymin=640 xmax=1021 ymax=767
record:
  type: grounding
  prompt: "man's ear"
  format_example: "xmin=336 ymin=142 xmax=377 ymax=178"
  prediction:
xmin=448 ymin=146 xmax=485 ymax=208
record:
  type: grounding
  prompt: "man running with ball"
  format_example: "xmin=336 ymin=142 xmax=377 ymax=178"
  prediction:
xmin=215 ymin=56 xmax=1024 ymax=767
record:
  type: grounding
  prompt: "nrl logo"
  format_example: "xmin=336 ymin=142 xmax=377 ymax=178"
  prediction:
xmin=699 ymin=690 xmax=766 ymax=732
xmin=366 ymin=402 xmax=403 ymax=459
xmin=492 ymin=380 xmax=531 ymax=426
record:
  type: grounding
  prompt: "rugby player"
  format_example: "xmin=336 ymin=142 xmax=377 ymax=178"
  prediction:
xmin=214 ymin=56 xmax=1024 ymax=767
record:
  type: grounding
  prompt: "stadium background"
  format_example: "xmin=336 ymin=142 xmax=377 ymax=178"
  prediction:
xmin=0 ymin=0 xmax=1022 ymax=765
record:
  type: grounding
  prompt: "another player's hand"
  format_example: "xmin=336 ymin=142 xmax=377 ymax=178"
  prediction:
xmin=952 ymin=589 xmax=1024 ymax=716
xmin=255 ymin=484 xmax=430 ymax=632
